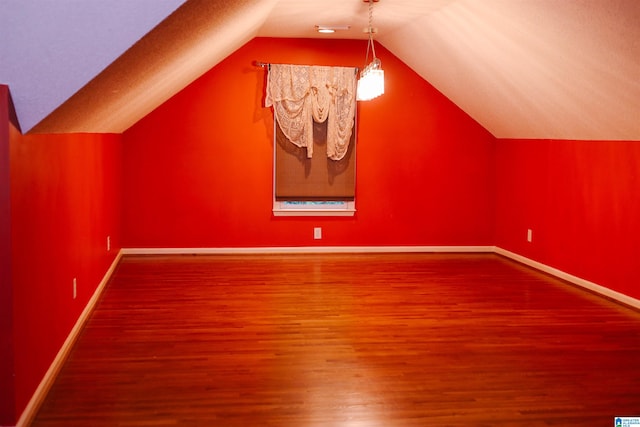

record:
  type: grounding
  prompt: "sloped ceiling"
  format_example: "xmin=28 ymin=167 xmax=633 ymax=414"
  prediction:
xmin=1 ymin=0 xmax=639 ymax=140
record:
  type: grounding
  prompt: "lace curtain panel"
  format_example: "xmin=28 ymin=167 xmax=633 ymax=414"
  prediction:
xmin=265 ymin=64 xmax=357 ymax=160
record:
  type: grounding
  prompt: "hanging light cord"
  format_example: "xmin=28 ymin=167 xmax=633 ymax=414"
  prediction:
xmin=364 ymin=0 xmax=377 ymax=66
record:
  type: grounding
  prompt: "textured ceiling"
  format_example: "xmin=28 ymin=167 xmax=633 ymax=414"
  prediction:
xmin=1 ymin=0 xmax=639 ymax=140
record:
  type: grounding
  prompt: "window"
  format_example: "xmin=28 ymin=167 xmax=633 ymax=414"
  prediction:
xmin=266 ymin=64 xmax=358 ymax=217
xmin=272 ymin=118 xmax=357 ymax=217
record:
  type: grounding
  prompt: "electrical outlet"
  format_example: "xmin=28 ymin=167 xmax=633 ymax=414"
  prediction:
xmin=73 ymin=278 xmax=77 ymax=299
xmin=527 ymin=229 xmax=533 ymax=243
xmin=314 ymin=227 xmax=322 ymax=240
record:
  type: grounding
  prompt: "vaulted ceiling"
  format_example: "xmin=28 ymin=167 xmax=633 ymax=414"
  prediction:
xmin=1 ymin=0 xmax=639 ymax=140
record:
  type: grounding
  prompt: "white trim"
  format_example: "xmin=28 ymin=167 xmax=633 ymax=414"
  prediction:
xmin=273 ymin=208 xmax=356 ymax=217
xmin=122 ymin=246 xmax=495 ymax=255
xmin=273 ymin=201 xmax=356 ymax=216
xmin=16 ymin=250 xmax=123 ymax=427
xmin=495 ymin=247 xmax=640 ymax=310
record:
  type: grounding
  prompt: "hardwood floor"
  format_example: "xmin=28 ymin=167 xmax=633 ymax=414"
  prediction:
xmin=31 ymin=253 xmax=640 ymax=426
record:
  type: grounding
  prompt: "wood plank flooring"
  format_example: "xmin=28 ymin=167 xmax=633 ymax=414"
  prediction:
xmin=31 ymin=253 xmax=640 ymax=426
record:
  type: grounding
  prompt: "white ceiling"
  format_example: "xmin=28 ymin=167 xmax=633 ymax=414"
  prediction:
xmin=1 ymin=0 xmax=639 ymax=140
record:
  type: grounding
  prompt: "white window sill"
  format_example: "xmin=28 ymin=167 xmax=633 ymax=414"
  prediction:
xmin=273 ymin=208 xmax=356 ymax=217
xmin=273 ymin=201 xmax=355 ymax=217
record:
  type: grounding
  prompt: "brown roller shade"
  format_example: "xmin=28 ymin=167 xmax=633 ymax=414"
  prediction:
xmin=274 ymin=118 xmax=356 ymax=201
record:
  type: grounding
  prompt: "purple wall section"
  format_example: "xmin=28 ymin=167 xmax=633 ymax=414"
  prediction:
xmin=0 ymin=0 xmax=186 ymax=132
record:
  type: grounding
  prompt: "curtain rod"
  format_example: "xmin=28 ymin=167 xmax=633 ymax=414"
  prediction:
xmin=254 ymin=61 xmax=359 ymax=73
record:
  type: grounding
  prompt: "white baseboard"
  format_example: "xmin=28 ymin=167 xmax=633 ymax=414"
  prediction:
xmin=121 ymin=245 xmax=495 ymax=255
xmin=495 ymin=247 xmax=640 ymax=310
xmin=16 ymin=250 xmax=123 ymax=427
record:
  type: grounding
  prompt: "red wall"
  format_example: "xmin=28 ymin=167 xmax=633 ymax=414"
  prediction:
xmin=8 ymin=125 xmax=122 ymax=423
xmin=122 ymin=38 xmax=495 ymax=248
xmin=495 ymin=138 xmax=640 ymax=300
xmin=1 ymin=86 xmax=17 ymax=425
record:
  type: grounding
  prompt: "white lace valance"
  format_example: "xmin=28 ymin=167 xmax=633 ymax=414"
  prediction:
xmin=265 ymin=64 xmax=357 ymax=160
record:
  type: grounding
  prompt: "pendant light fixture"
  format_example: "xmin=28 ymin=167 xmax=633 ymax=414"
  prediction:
xmin=356 ymin=0 xmax=384 ymax=101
